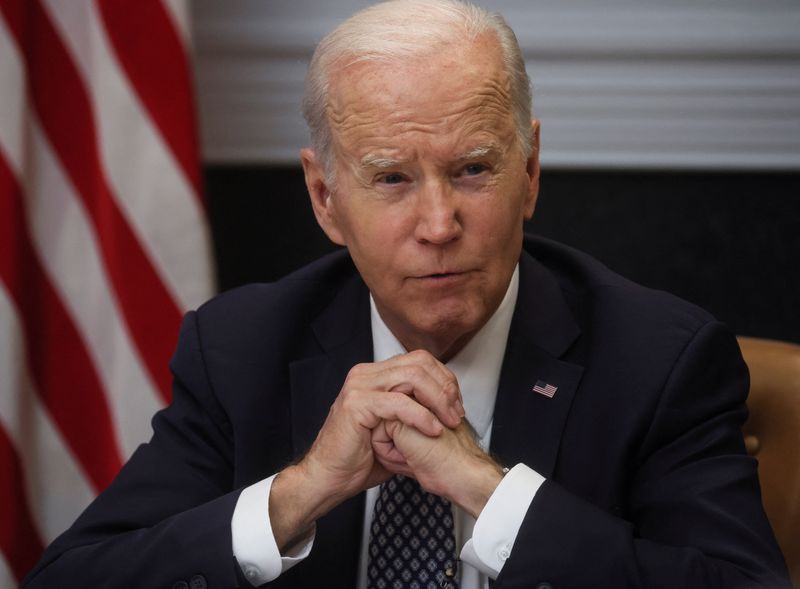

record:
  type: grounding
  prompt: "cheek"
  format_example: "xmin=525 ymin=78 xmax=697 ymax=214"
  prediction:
xmin=469 ymin=191 xmax=525 ymax=240
xmin=496 ymin=176 xmax=532 ymax=231
xmin=346 ymin=201 xmax=414 ymax=247
xmin=331 ymin=193 xmax=378 ymax=241
xmin=343 ymin=212 xmax=407 ymax=279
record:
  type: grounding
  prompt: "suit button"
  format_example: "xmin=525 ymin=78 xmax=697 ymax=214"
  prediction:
xmin=536 ymin=583 xmax=554 ymax=589
xmin=189 ymin=575 xmax=207 ymax=589
xmin=172 ymin=582 xmax=189 ymax=589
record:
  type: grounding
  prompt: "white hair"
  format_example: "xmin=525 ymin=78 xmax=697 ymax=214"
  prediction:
xmin=301 ymin=0 xmax=534 ymax=181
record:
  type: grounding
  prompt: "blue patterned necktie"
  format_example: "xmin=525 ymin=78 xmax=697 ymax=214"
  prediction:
xmin=367 ymin=474 xmax=459 ymax=589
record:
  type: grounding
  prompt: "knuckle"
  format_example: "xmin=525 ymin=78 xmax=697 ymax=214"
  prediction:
xmin=348 ymin=362 xmax=369 ymax=377
xmin=343 ymin=362 xmax=373 ymax=387
xmin=442 ymin=376 xmax=458 ymax=396
xmin=391 ymin=365 xmax=422 ymax=389
xmin=408 ymin=349 xmax=432 ymax=363
xmin=338 ymin=387 xmax=363 ymax=410
xmin=339 ymin=392 xmax=355 ymax=410
xmin=403 ymin=363 xmax=424 ymax=380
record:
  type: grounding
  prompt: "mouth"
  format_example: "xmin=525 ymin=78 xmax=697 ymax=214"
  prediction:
xmin=428 ymin=272 xmax=459 ymax=278
xmin=414 ymin=270 xmax=471 ymax=283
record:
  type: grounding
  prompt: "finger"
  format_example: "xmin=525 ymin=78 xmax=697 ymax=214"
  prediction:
xmin=372 ymin=437 xmax=408 ymax=467
xmin=371 ymin=421 xmax=401 ymax=459
xmin=350 ymin=351 xmax=457 ymax=396
xmin=392 ymin=377 xmax=461 ymax=428
xmin=366 ymin=392 xmax=444 ymax=437
xmin=342 ymin=354 xmax=463 ymax=427
xmin=392 ymin=350 xmax=460 ymax=394
xmin=398 ymin=350 xmax=465 ymax=419
xmin=372 ymin=431 xmax=413 ymax=475
xmin=375 ymin=364 xmax=463 ymax=428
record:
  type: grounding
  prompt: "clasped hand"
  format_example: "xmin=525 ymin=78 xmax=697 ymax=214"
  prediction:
xmin=270 ymin=351 xmax=504 ymax=551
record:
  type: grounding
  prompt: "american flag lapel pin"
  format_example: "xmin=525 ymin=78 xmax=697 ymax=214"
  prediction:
xmin=532 ymin=380 xmax=558 ymax=398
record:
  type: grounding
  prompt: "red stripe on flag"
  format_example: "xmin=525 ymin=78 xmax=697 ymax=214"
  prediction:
xmin=0 ymin=0 xmax=22 ymax=42
xmin=0 ymin=150 xmax=124 ymax=492
xmin=0 ymin=422 xmax=45 ymax=583
xmin=4 ymin=0 xmax=183 ymax=404
xmin=99 ymin=0 xmax=203 ymax=198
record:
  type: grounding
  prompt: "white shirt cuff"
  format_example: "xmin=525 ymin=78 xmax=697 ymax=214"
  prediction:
xmin=231 ymin=474 xmax=314 ymax=586
xmin=460 ymin=463 xmax=544 ymax=578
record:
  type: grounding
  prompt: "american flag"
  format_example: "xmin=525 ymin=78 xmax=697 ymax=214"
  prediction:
xmin=532 ymin=380 xmax=558 ymax=398
xmin=0 ymin=0 xmax=213 ymax=584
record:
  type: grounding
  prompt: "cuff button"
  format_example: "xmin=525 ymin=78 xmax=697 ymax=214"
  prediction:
xmin=244 ymin=565 xmax=261 ymax=581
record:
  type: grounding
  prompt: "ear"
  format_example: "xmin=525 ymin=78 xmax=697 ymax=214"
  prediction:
xmin=523 ymin=119 xmax=541 ymax=220
xmin=300 ymin=148 xmax=346 ymax=246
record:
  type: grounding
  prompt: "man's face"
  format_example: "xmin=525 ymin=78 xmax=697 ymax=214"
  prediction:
xmin=302 ymin=35 xmax=539 ymax=360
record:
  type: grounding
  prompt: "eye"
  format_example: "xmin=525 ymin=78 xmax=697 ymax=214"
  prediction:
xmin=462 ymin=163 xmax=488 ymax=176
xmin=376 ymin=172 xmax=406 ymax=185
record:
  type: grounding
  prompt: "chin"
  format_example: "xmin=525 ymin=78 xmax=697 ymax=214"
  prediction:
xmin=415 ymin=305 xmax=481 ymax=344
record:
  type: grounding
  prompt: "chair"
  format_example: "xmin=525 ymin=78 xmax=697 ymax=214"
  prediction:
xmin=739 ymin=336 xmax=800 ymax=588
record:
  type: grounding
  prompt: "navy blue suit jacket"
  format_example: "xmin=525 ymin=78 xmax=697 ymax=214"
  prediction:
xmin=23 ymin=236 xmax=790 ymax=588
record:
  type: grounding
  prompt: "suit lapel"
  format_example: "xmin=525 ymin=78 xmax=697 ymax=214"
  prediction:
xmin=289 ymin=273 xmax=373 ymax=457
xmin=288 ymin=272 xmax=373 ymax=586
xmin=490 ymin=251 xmax=584 ymax=478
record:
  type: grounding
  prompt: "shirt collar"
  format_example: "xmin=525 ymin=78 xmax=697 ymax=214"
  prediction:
xmin=370 ymin=264 xmax=519 ymax=440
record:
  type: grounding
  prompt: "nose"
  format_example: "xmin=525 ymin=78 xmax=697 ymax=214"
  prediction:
xmin=413 ymin=180 xmax=462 ymax=245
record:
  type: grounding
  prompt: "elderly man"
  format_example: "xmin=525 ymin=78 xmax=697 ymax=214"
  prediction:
xmin=24 ymin=1 xmax=790 ymax=588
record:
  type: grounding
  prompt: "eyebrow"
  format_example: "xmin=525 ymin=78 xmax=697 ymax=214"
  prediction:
xmin=359 ymin=154 xmax=408 ymax=169
xmin=358 ymin=143 xmax=503 ymax=170
xmin=455 ymin=144 xmax=502 ymax=161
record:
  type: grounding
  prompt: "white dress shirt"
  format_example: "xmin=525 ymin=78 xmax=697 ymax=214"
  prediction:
xmin=232 ymin=266 xmax=545 ymax=587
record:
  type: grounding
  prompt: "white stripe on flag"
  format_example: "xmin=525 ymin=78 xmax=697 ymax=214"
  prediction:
xmin=0 ymin=285 xmax=96 ymax=543
xmin=0 ymin=551 xmax=15 ymax=589
xmin=162 ymin=0 xmax=192 ymax=46
xmin=533 ymin=381 xmax=558 ymax=398
xmin=42 ymin=0 xmax=213 ymax=311
xmin=25 ymin=121 xmax=163 ymax=458
xmin=0 ymin=10 xmax=24 ymax=173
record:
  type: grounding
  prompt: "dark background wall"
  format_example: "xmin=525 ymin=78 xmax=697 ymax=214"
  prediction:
xmin=206 ymin=166 xmax=800 ymax=344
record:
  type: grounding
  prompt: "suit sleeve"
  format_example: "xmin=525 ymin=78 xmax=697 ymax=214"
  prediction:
xmin=21 ymin=312 xmax=257 ymax=589
xmin=495 ymin=321 xmax=792 ymax=589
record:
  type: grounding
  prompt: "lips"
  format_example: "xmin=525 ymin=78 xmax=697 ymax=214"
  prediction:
xmin=427 ymin=272 xmax=459 ymax=278
xmin=416 ymin=269 xmax=463 ymax=278
xmin=413 ymin=270 xmax=471 ymax=284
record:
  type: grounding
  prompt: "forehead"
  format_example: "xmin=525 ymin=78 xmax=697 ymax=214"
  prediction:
xmin=326 ymin=37 xmax=515 ymax=159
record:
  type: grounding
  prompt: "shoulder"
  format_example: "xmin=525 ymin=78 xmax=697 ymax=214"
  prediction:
xmin=520 ymin=234 xmax=741 ymax=399
xmin=200 ymin=247 xmax=354 ymax=316
xmin=187 ymin=248 xmax=361 ymax=355
xmin=523 ymin=234 xmax=715 ymax=342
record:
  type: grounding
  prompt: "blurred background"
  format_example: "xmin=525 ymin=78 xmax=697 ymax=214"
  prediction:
xmin=192 ymin=0 xmax=800 ymax=343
